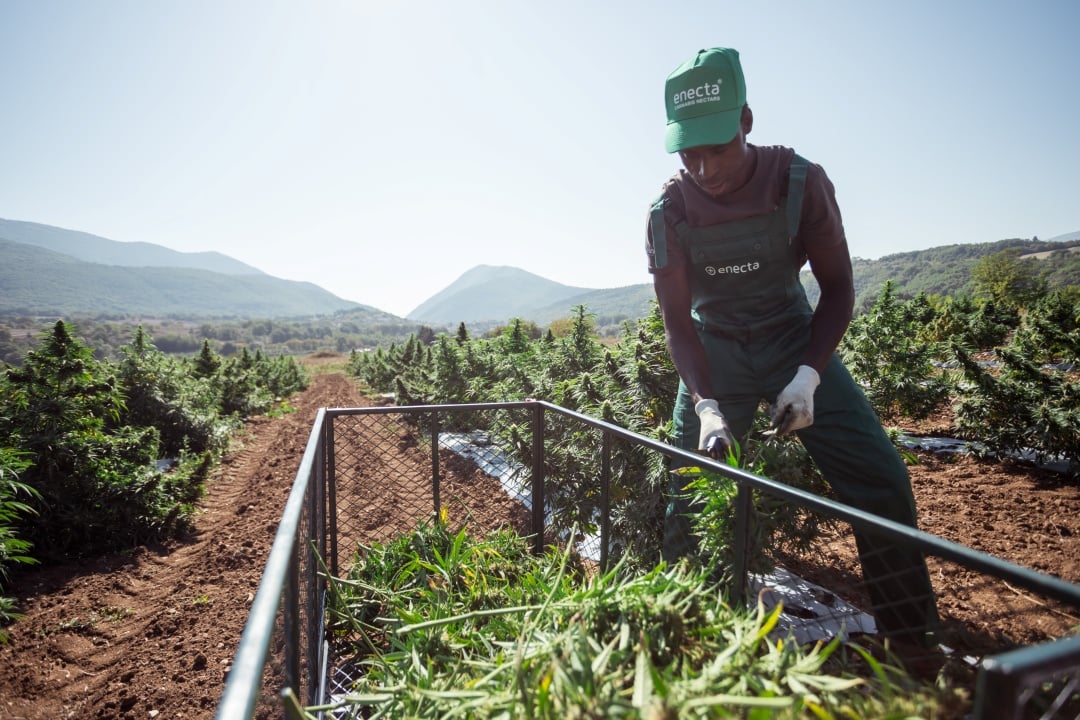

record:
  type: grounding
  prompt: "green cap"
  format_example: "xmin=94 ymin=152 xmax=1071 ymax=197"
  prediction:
xmin=664 ymin=48 xmax=747 ymax=153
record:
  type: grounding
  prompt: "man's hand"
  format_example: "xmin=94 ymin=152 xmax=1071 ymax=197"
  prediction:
xmin=695 ymin=399 xmax=736 ymax=458
xmin=770 ymin=365 xmax=820 ymax=434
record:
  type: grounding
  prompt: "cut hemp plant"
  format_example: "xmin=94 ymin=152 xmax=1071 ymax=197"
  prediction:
xmin=308 ymin=519 xmax=958 ymax=719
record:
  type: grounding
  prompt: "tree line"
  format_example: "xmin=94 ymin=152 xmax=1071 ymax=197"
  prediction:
xmin=0 ymin=313 xmax=427 ymax=368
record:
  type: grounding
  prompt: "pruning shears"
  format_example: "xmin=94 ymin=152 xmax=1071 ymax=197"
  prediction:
xmin=763 ymin=404 xmax=792 ymax=437
xmin=704 ymin=434 xmax=728 ymax=458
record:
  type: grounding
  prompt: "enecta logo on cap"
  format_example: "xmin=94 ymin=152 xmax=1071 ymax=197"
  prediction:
xmin=673 ymin=78 xmax=726 ymax=112
xmin=664 ymin=47 xmax=747 ymax=153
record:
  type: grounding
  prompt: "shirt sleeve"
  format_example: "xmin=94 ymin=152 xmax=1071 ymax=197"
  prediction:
xmin=797 ymin=162 xmax=847 ymax=256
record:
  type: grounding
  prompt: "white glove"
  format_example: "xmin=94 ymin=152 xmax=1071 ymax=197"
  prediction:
xmin=770 ymin=365 xmax=820 ymax=434
xmin=694 ymin=399 xmax=736 ymax=458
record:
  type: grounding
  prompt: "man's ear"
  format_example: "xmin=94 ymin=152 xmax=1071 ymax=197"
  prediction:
xmin=741 ymin=105 xmax=754 ymax=135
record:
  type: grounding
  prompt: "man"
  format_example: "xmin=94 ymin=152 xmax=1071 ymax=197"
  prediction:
xmin=646 ymin=47 xmax=938 ymax=644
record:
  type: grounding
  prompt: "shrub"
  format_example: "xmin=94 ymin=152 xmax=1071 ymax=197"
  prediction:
xmin=950 ymin=340 xmax=1080 ymax=472
xmin=1012 ymin=289 xmax=1080 ymax=365
xmin=0 ymin=322 xmax=201 ymax=560
xmin=0 ymin=448 xmax=37 ymax=642
xmin=116 ymin=327 xmax=227 ymax=456
xmin=839 ymin=282 xmax=951 ymax=420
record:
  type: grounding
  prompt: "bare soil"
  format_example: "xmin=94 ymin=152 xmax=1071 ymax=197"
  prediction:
xmin=1 ymin=365 xmax=1077 ymax=719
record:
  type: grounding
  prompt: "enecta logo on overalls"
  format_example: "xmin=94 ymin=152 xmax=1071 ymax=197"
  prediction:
xmin=704 ymin=259 xmax=762 ymax=277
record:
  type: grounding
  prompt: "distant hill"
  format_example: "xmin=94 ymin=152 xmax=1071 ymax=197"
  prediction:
xmin=5 ymin=217 xmax=1077 ymax=327
xmin=528 ymin=284 xmax=657 ymax=327
xmin=1044 ymin=230 xmax=1080 ymax=244
xmin=409 ymin=236 xmax=1080 ymax=328
xmin=0 ymin=221 xmax=367 ymax=318
xmin=803 ymin=237 xmax=1080 ymax=310
xmin=407 ymin=266 xmax=595 ymax=324
xmin=0 ymin=219 xmax=264 ymax=275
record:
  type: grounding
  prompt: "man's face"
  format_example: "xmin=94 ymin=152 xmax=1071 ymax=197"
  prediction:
xmin=678 ymin=131 xmax=752 ymax=197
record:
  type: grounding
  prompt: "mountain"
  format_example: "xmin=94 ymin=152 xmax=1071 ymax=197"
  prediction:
xmin=0 ymin=219 xmax=264 ymax=275
xmin=826 ymin=236 xmax=1080 ymax=310
xmin=0 ymin=220 xmax=365 ymax=318
xmin=528 ymin=284 xmax=657 ymax=326
xmin=408 ymin=236 xmax=1080 ymax=328
xmin=5 ymin=217 xmax=1078 ymax=327
xmin=407 ymin=266 xmax=596 ymax=324
xmin=1044 ymin=230 xmax=1080 ymax=244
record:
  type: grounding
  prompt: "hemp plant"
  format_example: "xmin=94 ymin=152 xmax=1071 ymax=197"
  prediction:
xmin=839 ymin=282 xmax=950 ymax=421
xmin=0 ymin=448 xmax=38 ymax=641
xmin=676 ymin=417 xmax=833 ymax=579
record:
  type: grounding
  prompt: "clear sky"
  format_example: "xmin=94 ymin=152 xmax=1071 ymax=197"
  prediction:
xmin=2 ymin=1 xmax=1077 ymax=317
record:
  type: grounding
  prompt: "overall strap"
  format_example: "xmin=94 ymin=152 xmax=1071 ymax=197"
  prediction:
xmin=786 ymin=154 xmax=810 ymax=238
xmin=649 ymin=195 xmax=669 ymax=269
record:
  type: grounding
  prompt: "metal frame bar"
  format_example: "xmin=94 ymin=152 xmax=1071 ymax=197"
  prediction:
xmin=731 ymin=482 xmax=754 ymax=607
xmin=326 ymin=415 xmax=339 ymax=578
xmin=216 ymin=401 xmax=1080 ymax=719
xmin=305 ymin=436 xmax=325 ymax=707
xmin=215 ymin=408 xmax=327 ymax=720
xmin=531 ymin=402 xmax=545 ymax=556
xmin=600 ymin=432 xmax=611 ymax=571
xmin=430 ymin=413 xmax=440 ymax=517
xmin=974 ymin=635 xmax=1080 ymax=720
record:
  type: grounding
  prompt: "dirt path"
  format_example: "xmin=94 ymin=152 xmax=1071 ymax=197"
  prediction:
xmin=1 ymin=370 xmax=1077 ymax=719
xmin=0 ymin=372 xmax=372 ymax=720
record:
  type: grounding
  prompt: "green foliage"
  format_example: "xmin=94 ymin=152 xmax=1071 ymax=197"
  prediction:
xmin=498 ymin=305 xmax=678 ymax=566
xmin=1040 ymin=247 xmax=1080 ymax=288
xmin=800 ymin=237 xmax=1079 ymax=311
xmin=430 ymin=335 xmax=468 ymax=405
xmin=348 ymin=305 xmax=680 ymax=565
xmin=350 ymin=302 xmax=840 ymax=569
xmin=502 ymin=318 xmax=541 ymax=352
xmin=0 ymin=326 xmax=26 ymax=367
xmin=317 ymin=522 xmax=954 ymax=718
xmin=950 ymin=289 xmax=1075 ymax=470
xmin=192 ymin=340 xmax=221 ymax=378
xmin=0 ymin=323 xmax=176 ymax=559
xmin=0 ymin=310 xmax=426 ymax=369
xmin=2 ymin=321 xmax=126 ymax=477
xmin=950 ymin=339 xmax=1080 ymax=470
xmin=0 ymin=448 xmax=38 ymax=641
xmin=966 ymin=297 xmax=1019 ymax=348
xmin=921 ymin=294 xmax=1019 ymax=349
xmin=217 ymin=357 xmax=272 ymax=417
xmin=0 ymin=323 xmax=197 ymax=561
xmin=352 ymin=272 xmax=1080 ymax=574
xmin=1011 ymin=289 xmax=1080 ymax=365
xmin=680 ymin=422 xmax=832 ymax=577
xmin=0 ymin=320 xmax=305 ymax=567
xmin=116 ymin=327 xmax=228 ymax=456
xmin=189 ymin=341 xmax=309 ymax=419
xmin=843 ymin=281 xmax=1078 ymax=468
xmin=259 ymin=351 xmax=310 ymax=398
xmin=971 ymin=248 xmax=1049 ymax=310
xmin=839 ymin=282 xmax=952 ymax=420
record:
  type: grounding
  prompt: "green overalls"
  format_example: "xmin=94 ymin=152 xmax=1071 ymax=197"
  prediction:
xmin=651 ymin=156 xmax=939 ymax=642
